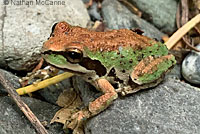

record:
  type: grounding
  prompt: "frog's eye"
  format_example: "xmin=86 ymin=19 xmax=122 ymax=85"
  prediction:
xmin=65 ymin=48 xmax=83 ymax=63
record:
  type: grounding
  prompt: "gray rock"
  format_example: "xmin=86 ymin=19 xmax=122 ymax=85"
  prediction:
xmin=0 ymin=69 xmax=21 ymax=94
xmin=166 ymin=64 xmax=181 ymax=80
xmin=0 ymin=96 xmax=63 ymax=134
xmin=182 ymin=45 xmax=200 ymax=84
xmin=0 ymin=0 xmax=90 ymax=71
xmin=0 ymin=4 xmax=6 ymax=67
xmin=88 ymin=1 xmax=102 ymax=21
xmin=82 ymin=0 xmax=90 ymax=3
xmin=128 ymin=0 xmax=177 ymax=34
xmin=101 ymin=0 xmax=165 ymax=40
xmin=73 ymin=76 xmax=102 ymax=107
xmin=85 ymin=79 xmax=200 ymax=134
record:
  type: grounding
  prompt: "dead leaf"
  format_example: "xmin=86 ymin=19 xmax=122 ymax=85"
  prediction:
xmin=50 ymin=108 xmax=78 ymax=124
xmin=51 ymin=89 xmax=83 ymax=125
xmin=56 ymin=89 xmax=82 ymax=108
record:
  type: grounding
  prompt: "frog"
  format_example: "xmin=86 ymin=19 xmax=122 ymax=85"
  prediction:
xmin=41 ymin=21 xmax=176 ymax=132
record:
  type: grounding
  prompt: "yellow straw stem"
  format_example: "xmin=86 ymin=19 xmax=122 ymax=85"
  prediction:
xmin=17 ymin=72 xmax=74 ymax=95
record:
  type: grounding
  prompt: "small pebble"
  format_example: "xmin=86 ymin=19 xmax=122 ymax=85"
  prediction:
xmin=182 ymin=45 xmax=200 ymax=84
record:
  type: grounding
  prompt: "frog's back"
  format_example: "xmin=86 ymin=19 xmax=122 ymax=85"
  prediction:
xmin=70 ymin=27 xmax=157 ymax=52
xmin=84 ymin=40 xmax=169 ymax=73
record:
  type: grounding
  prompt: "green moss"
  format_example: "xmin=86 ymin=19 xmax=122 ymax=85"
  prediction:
xmin=46 ymin=54 xmax=67 ymax=65
xmin=138 ymin=56 xmax=176 ymax=83
xmin=85 ymin=43 xmax=169 ymax=70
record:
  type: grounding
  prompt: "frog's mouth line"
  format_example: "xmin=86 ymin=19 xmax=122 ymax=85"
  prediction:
xmin=42 ymin=52 xmax=86 ymax=75
xmin=49 ymin=63 xmax=86 ymax=75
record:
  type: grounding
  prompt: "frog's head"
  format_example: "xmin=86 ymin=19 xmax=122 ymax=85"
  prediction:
xmin=41 ymin=22 xmax=87 ymax=73
xmin=42 ymin=22 xmax=106 ymax=76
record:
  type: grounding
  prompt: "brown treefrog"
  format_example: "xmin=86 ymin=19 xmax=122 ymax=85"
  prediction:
xmin=41 ymin=22 xmax=176 ymax=132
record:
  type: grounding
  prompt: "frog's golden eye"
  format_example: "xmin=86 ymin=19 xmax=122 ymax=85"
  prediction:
xmin=65 ymin=48 xmax=83 ymax=63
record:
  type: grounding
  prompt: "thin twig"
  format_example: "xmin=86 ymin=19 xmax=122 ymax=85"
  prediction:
xmin=165 ymin=14 xmax=200 ymax=49
xmin=175 ymin=0 xmax=200 ymax=52
xmin=176 ymin=2 xmax=181 ymax=28
xmin=0 ymin=71 xmax=49 ymax=134
xmin=180 ymin=0 xmax=189 ymax=26
xmin=118 ymin=0 xmax=142 ymax=17
xmin=194 ymin=26 xmax=200 ymax=35
xmin=182 ymin=37 xmax=200 ymax=52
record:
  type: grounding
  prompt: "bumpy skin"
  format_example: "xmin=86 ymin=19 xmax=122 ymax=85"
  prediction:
xmin=42 ymin=22 xmax=176 ymax=132
xmin=42 ymin=22 xmax=156 ymax=52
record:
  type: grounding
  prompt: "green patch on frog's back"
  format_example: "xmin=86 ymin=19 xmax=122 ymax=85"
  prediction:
xmin=85 ymin=43 xmax=169 ymax=71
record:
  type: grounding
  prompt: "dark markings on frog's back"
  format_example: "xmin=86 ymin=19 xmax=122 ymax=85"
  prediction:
xmin=108 ymin=68 xmax=124 ymax=83
xmin=107 ymin=68 xmax=125 ymax=89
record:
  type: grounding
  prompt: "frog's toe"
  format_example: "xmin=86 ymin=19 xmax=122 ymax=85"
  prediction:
xmin=65 ymin=110 xmax=91 ymax=133
xmin=73 ymin=124 xmax=84 ymax=134
xmin=66 ymin=111 xmax=83 ymax=129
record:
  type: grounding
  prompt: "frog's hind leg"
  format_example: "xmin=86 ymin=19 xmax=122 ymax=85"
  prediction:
xmin=118 ymin=74 xmax=164 ymax=96
xmin=131 ymin=55 xmax=175 ymax=85
xmin=119 ymin=55 xmax=175 ymax=96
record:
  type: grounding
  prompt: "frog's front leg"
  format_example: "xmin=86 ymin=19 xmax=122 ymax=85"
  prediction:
xmin=66 ymin=79 xmax=118 ymax=133
xmin=89 ymin=79 xmax=118 ymax=115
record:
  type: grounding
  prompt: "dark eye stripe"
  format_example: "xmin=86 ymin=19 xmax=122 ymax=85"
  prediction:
xmin=43 ymin=50 xmax=83 ymax=64
xmin=51 ymin=23 xmax=58 ymax=33
xmin=79 ymin=58 xmax=107 ymax=76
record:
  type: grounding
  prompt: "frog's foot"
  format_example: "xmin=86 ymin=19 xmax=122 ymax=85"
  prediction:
xmin=19 ymin=58 xmax=44 ymax=87
xmin=118 ymin=76 xmax=164 ymax=96
xmin=19 ymin=66 xmax=59 ymax=86
xmin=66 ymin=109 xmax=90 ymax=134
xmin=131 ymin=55 xmax=175 ymax=85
